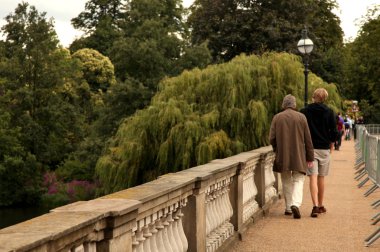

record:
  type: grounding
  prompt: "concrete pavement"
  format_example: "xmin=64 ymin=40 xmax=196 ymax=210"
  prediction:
xmin=230 ymin=139 xmax=380 ymax=251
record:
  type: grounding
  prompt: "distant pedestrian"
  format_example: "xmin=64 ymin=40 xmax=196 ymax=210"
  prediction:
xmin=270 ymin=94 xmax=314 ymax=219
xmin=301 ymin=88 xmax=338 ymax=218
xmin=344 ymin=118 xmax=350 ymax=140
xmin=334 ymin=112 xmax=344 ymax=150
xmin=357 ymin=116 xmax=364 ymax=124
xmin=347 ymin=116 xmax=353 ymax=139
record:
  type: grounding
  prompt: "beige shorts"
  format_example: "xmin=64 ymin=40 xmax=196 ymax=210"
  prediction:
xmin=307 ymin=149 xmax=330 ymax=176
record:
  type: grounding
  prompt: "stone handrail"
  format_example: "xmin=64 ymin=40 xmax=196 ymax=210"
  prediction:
xmin=0 ymin=146 xmax=280 ymax=252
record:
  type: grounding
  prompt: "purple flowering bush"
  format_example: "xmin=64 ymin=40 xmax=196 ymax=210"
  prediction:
xmin=41 ymin=171 xmax=97 ymax=208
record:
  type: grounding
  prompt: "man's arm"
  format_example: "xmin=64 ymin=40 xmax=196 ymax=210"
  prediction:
xmin=303 ymin=116 xmax=314 ymax=162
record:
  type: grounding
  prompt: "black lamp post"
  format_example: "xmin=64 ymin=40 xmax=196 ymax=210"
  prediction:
xmin=297 ymin=28 xmax=314 ymax=107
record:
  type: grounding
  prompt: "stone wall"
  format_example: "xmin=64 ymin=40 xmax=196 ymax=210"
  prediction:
xmin=0 ymin=146 xmax=280 ymax=252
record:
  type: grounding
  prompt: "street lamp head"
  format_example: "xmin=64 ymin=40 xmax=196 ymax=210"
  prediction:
xmin=297 ymin=28 xmax=314 ymax=54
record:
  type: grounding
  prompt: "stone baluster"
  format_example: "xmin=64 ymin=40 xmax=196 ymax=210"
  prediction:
xmin=210 ymin=185 xmax=218 ymax=234
xmin=155 ymin=213 xmax=166 ymax=252
xmin=73 ymin=244 xmax=84 ymax=252
xmin=210 ymin=184 xmax=221 ymax=251
xmin=149 ymin=216 xmax=159 ymax=252
xmin=162 ymin=210 xmax=174 ymax=252
xmin=242 ymin=164 xmax=259 ymax=222
xmin=242 ymin=171 xmax=250 ymax=221
xmin=212 ymin=184 xmax=219 ymax=252
xmin=132 ymin=227 xmax=139 ymax=252
xmin=264 ymin=153 xmax=277 ymax=202
xmin=213 ymin=183 xmax=223 ymax=249
xmin=218 ymin=180 xmax=229 ymax=244
xmin=142 ymin=217 xmax=152 ymax=252
xmin=205 ymin=187 xmax=214 ymax=252
xmin=166 ymin=206 xmax=179 ymax=252
xmin=251 ymin=168 xmax=259 ymax=211
xmin=84 ymin=242 xmax=96 ymax=252
xmin=220 ymin=180 xmax=231 ymax=238
xmin=217 ymin=182 xmax=228 ymax=241
xmin=136 ymin=219 xmax=146 ymax=252
xmin=171 ymin=203 xmax=183 ymax=252
xmin=177 ymin=199 xmax=188 ymax=252
xmin=211 ymin=188 xmax=219 ymax=234
xmin=224 ymin=177 xmax=234 ymax=236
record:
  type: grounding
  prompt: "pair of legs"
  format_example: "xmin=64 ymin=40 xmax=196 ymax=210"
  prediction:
xmin=309 ymin=174 xmax=325 ymax=207
xmin=281 ymin=171 xmax=305 ymax=214
xmin=334 ymin=130 xmax=343 ymax=150
xmin=308 ymin=149 xmax=330 ymax=216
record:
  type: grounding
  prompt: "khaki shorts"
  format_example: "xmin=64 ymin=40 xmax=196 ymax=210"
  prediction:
xmin=307 ymin=149 xmax=330 ymax=176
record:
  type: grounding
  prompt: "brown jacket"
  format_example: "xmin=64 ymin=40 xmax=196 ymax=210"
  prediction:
xmin=269 ymin=108 xmax=314 ymax=174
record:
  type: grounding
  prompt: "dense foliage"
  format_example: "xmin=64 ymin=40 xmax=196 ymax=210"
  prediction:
xmin=71 ymin=0 xmax=212 ymax=96
xmin=95 ymin=52 xmax=342 ymax=194
xmin=0 ymin=3 xmax=86 ymax=206
xmin=188 ymin=0 xmax=344 ymax=85
xmin=342 ymin=6 xmax=380 ymax=123
xmin=2 ymin=0 xmax=380 ymax=207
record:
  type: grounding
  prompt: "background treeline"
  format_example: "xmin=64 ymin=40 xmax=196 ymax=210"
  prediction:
xmin=0 ymin=0 xmax=378 ymax=207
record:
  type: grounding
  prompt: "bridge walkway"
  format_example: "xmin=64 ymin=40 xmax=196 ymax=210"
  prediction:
xmin=230 ymin=139 xmax=380 ymax=251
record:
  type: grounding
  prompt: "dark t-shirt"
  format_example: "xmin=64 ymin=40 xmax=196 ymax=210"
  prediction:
xmin=300 ymin=103 xmax=338 ymax=149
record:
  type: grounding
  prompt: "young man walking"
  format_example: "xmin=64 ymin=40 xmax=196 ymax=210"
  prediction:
xmin=270 ymin=94 xmax=314 ymax=219
xmin=301 ymin=88 xmax=338 ymax=217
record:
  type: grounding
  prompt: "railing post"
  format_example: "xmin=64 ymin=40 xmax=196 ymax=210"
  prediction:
xmin=230 ymin=164 xmax=243 ymax=232
xmin=183 ymin=180 xmax=207 ymax=252
xmin=254 ymin=158 xmax=266 ymax=209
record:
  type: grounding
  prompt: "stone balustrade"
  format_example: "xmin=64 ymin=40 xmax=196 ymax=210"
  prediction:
xmin=0 ymin=146 xmax=280 ymax=252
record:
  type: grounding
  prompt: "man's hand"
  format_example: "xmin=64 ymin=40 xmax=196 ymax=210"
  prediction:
xmin=307 ymin=161 xmax=314 ymax=168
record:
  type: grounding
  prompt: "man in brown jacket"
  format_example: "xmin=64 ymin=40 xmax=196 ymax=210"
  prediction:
xmin=270 ymin=94 xmax=314 ymax=219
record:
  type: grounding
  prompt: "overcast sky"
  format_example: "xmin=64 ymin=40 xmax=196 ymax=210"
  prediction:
xmin=0 ymin=0 xmax=379 ymax=47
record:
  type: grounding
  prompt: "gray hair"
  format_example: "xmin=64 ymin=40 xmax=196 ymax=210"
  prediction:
xmin=282 ymin=94 xmax=296 ymax=109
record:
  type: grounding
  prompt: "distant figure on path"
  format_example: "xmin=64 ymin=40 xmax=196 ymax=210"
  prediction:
xmin=301 ymin=88 xmax=338 ymax=218
xmin=334 ymin=112 xmax=344 ymax=150
xmin=270 ymin=94 xmax=314 ymax=219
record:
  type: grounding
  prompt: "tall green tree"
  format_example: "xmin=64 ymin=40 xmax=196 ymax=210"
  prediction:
xmin=188 ymin=0 xmax=344 ymax=83
xmin=0 ymin=109 xmax=42 ymax=206
xmin=346 ymin=8 xmax=380 ymax=103
xmin=0 ymin=2 xmax=85 ymax=168
xmin=95 ymin=52 xmax=342 ymax=194
xmin=71 ymin=0 xmax=212 ymax=100
xmin=343 ymin=7 xmax=380 ymax=122
xmin=70 ymin=0 xmax=123 ymax=55
xmin=72 ymin=48 xmax=116 ymax=92
xmin=109 ymin=0 xmax=187 ymax=88
xmin=56 ymin=77 xmax=151 ymax=182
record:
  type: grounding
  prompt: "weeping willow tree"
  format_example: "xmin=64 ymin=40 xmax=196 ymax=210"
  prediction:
xmin=95 ymin=52 xmax=342 ymax=194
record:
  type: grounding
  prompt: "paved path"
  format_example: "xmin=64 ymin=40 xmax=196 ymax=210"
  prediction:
xmin=230 ymin=139 xmax=380 ymax=251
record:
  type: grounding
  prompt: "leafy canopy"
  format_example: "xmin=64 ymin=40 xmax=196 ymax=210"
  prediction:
xmin=95 ymin=52 xmax=342 ymax=194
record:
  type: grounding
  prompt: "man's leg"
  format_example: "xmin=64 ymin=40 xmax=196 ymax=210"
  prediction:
xmin=317 ymin=176 xmax=325 ymax=207
xmin=281 ymin=171 xmax=293 ymax=213
xmin=292 ymin=171 xmax=305 ymax=207
xmin=317 ymin=149 xmax=330 ymax=214
xmin=338 ymin=131 xmax=342 ymax=148
xmin=309 ymin=174 xmax=319 ymax=206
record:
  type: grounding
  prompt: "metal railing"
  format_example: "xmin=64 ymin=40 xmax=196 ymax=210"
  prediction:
xmin=354 ymin=124 xmax=380 ymax=246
